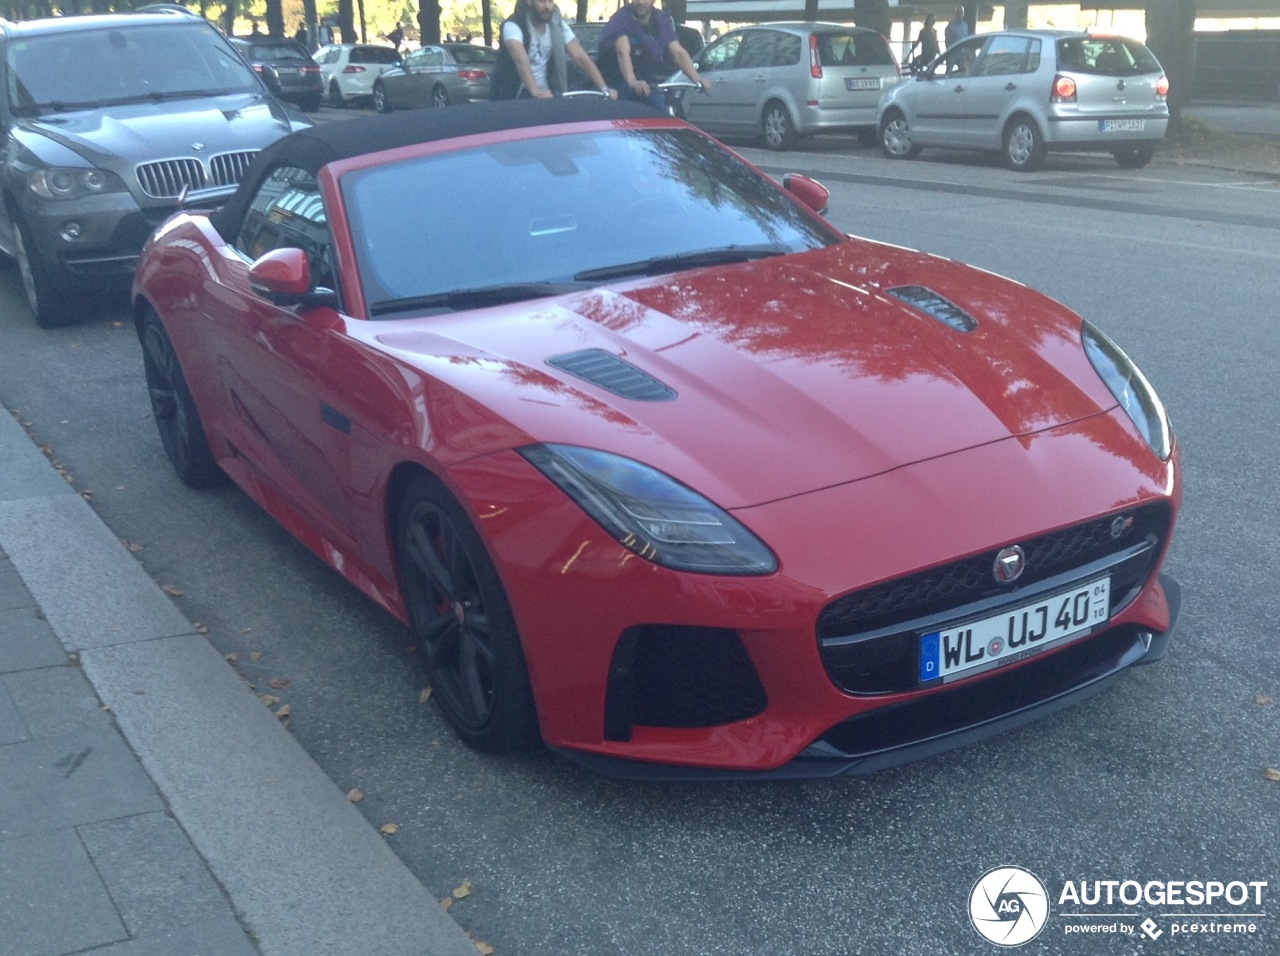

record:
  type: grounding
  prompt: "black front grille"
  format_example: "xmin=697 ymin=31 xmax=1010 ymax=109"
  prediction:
xmin=135 ymin=150 xmax=259 ymax=198
xmin=817 ymin=503 xmax=1171 ymax=695
xmin=604 ymin=625 xmax=767 ymax=740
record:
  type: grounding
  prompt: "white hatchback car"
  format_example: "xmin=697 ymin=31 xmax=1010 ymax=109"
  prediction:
xmin=878 ymin=30 xmax=1169 ymax=171
xmin=315 ymin=43 xmax=400 ymax=107
xmin=678 ymin=22 xmax=901 ymax=150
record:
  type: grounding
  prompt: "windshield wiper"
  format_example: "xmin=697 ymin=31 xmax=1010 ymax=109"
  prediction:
xmin=574 ymin=244 xmax=788 ymax=282
xmin=369 ymin=281 xmax=589 ymax=317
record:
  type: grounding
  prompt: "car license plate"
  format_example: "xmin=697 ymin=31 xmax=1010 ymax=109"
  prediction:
xmin=1099 ymin=119 xmax=1145 ymax=132
xmin=846 ymin=77 xmax=880 ymax=91
xmin=277 ymin=66 xmax=300 ymax=75
xmin=919 ymin=577 xmax=1110 ymax=685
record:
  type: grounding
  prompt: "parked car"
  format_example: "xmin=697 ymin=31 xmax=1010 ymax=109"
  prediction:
xmin=568 ymin=19 xmax=705 ymax=90
xmin=676 ymin=22 xmax=900 ymax=149
xmin=373 ymin=42 xmax=496 ymax=111
xmin=0 ymin=8 xmax=309 ymax=327
xmin=878 ymin=30 xmax=1170 ymax=171
xmin=131 ymin=98 xmax=1181 ymax=778
xmin=315 ymin=42 xmax=400 ymax=107
xmin=232 ymin=36 xmax=323 ymax=111
xmin=230 ymin=37 xmax=284 ymax=96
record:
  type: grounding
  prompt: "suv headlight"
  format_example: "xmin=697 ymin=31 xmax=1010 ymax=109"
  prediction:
xmin=1082 ymin=320 xmax=1172 ymax=461
xmin=29 ymin=167 xmax=127 ymax=201
xmin=520 ymin=444 xmax=778 ymax=575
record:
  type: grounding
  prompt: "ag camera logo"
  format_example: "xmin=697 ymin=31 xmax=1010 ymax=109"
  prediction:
xmin=969 ymin=866 xmax=1050 ymax=946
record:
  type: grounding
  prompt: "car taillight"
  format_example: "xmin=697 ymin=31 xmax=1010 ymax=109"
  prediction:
xmin=302 ymin=64 xmax=320 ymax=74
xmin=459 ymin=69 xmax=486 ymax=81
xmin=343 ymin=65 xmax=366 ymax=73
xmin=809 ymin=33 xmax=822 ymax=79
xmin=1052 ymin=74 xmax=1077 ymax=102
xmin=1155 ymin=74 xmax=1169 ymax=98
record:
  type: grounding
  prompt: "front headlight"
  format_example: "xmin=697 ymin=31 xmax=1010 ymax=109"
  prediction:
xmin=1082 ymin=321 xmax=1172 ymax=461
xmin=29 ymin=166 xmax=127 ymax=201
xmin=519 ymin=444 xmax=777 ymax=575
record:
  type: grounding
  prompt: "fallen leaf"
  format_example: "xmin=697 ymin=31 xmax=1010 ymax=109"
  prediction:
xmin=259 ymin=694 xmax=280 ymax=707
xmin=452 ymin=879 xmax=473 ymax=900
xmin=419 ymin=686 xmax=433 ymax=704
xmin=240 ymin=626 xmax=254 ymax=634
xmin=475 ymin=943 xmax=495 ymax=955
xmin=440 ymin=897 xmax=454 ymax=911
xmin=162 ymin=584 xmax=184 ymax=597
xmin=268 ymin=677 xmax=291 ymax=689
xmin=225 ymin=653 xmax=239 ymax=665
xmin=380 ymin=823 xmax=399 ymax=835
xmin=347 ymin=788 xmax=364 ymax=803
xmin=1256 ymin=694 xmax=1274 ymax=706
xmin=122 ymin=538 xmax=143 ymax=553
xmin=193 ymin=622 xmax=209 ymax=635
xmin=275 ymin=703 xmax=292 ymax=720
xmin=79 ymin=489 xmax=93 ymax=501
xmin=1265 ymin=768 xmax=1280 ymax=783
xmin=249 ymin=650 xmax=263 ymax=661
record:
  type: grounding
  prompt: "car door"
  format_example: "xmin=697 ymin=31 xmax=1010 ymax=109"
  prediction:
xmin=211 ymin=164 xmax=357 ymax=545
xmin=723 ymin=29 xmax=781 ymax=131
xmin=391 ymin=48 xmax=430 ymax=107
xmin=961 ymin=34 xmax=1040 ymax=149
xmin=682 ymin=31 xmax=743 ymax=132
xmin=903 ymin=35 xmax=990 ymax=145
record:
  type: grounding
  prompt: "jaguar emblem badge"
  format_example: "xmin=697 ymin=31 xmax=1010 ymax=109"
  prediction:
xmin=993 ymin=545 xmax=1026 ymax=584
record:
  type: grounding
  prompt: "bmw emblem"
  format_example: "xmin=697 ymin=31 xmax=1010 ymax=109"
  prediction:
xmin=993 ymin=545 xmax=1026 ymax=584
xmin=192 ymin=142 xmax=206 ymax=151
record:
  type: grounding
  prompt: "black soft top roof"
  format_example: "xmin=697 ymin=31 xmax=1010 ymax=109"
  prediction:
xmin=212 ymin=98 xmax=662 ymax=242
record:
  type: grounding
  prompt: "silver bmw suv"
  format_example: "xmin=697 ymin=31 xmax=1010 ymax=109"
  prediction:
xmin=877 ymin=30 xmax=1169 ymax=171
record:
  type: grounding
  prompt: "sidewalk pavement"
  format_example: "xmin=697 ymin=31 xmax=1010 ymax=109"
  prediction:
xmin=0 ymin=405 xmax=478 ymax=956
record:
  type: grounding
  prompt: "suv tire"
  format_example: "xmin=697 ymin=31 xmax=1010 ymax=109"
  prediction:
xmin=13 ymin=214 xmax=75 ymax=328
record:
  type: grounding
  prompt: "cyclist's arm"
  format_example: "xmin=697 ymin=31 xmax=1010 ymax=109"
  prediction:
xmin=503 ymin=30 xmax=551 ymax=98
xmin=611 ymin=36 xmax=650 ymax=98
xmin=669 ymin=42 xmax=709 ymax=94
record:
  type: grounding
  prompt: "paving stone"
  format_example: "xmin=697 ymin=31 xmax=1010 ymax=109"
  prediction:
xmin=80 ymin=812 xmax=235 ymax=938
xmin=1 ymin=665 xmax=112 ymax=739
xmin=0 ymin=554 xmax=32 ymax=611
xmin=0 ymin=681 xmax=26 ymax=746
xmin=0 ymin=828 xmax=127 ymax=956
xmin=88 ymin=914 xmax=259 ymax=956
xmin=0 ymin=727 xmax=161 ymax=840
xmin=0 ymin=605 xmax=66 ymax=673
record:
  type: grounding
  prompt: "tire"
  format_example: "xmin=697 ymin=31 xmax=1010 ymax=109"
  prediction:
xmin=760 ymin=101 xmax=797 ymax=151
xmin=1113 ymin=144 xmax=1156 ymax=169
xmin=300 ymin=93 xmax=322 ymax=112
xmin=431 ymin=84 xmax=450 ymax=109
xmin=855 ymin=127 xmax=878 ymax=148
xmin=327 ymin=79 xmax=345 ymax=108
xmin=879 ymin=109 xmax=921 ymax=160
xmin=372 ymin=81 xmax=391 ymax=113
xmin=12 ymin=214 xmax=76 ymax=328
xmin=1002 ymin=115 xmax=1045 ymax=171
xmin=395 ymin=475 xmax=539 ymax=753
xmin=138 ymin=309 xmax=224 ymax=488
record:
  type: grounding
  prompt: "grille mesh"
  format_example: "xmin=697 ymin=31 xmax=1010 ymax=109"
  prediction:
xmin=136 ymin=150 xmax=259 ymax=198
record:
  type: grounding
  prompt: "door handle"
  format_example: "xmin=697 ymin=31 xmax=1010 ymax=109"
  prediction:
xmin=1004 ymin=83 xmax=1017 ymax=92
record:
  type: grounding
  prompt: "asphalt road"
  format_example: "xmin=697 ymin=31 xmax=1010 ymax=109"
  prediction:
xmin=1 ymin=138 xmax=1278 ymax=955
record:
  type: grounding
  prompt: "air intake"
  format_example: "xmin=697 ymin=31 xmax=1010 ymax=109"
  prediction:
xmin=887 ymin=285 xmax=977 ymax=333
xmin=547 ymin=349 xmax=676 ymax=401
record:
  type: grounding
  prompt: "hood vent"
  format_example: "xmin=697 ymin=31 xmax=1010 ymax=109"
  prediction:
xmin=887 ymin=285 xmax=977 ymax=333
xmin=547 ymin=349 xmax=676 ymax=402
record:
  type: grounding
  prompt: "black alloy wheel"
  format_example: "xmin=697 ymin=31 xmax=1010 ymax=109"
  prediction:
xmin=396 ymin=476 xmax=539 ymax=753
xmin=13 ymin=214 xmax=75 ymax=328
xmin=138 ymin=309 xmax=224 ymax=488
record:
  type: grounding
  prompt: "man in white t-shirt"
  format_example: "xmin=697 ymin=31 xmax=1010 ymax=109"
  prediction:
xmin=500 ymin=0 xmax=614 ymax=98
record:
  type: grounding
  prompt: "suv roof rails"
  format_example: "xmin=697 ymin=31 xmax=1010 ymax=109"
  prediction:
xmin=133 ymin=3 xmax=201 ymax=14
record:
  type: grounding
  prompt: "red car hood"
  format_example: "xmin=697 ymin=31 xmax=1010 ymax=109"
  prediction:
xmin=367 ymin=241 xmax=1119 ymax=509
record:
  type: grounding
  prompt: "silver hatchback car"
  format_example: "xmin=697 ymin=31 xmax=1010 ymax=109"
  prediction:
xmin=878 ymin=30 xmax=1169 ymax=171
xmin=678 ymin=22 xmax=900 ymax=150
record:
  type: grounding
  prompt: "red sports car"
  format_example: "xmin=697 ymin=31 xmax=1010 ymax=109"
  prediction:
xmin=132 ymin=99 xmax=1181 ymax=779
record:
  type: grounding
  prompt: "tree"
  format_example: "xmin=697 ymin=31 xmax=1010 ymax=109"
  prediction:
xmin=1145 ymin=0 xmax=1196 ymax=131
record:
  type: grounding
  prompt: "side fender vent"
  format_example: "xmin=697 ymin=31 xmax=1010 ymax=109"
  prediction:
xmin=888 ymin=285 xmax=978 ymax=333
xmin=547 ymin=349 xmax=676 ymax=401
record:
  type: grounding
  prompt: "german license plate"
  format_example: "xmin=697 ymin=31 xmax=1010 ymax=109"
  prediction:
xmin=919 ymin=577 xmax=1110 ymax=685
xmin=1099 ymin=119 xmax=1145 ymax=132
xmin=277 ymin=66 xmax=300 ymax=75
xmin=846 ymin=77 xmax=880 ymax=91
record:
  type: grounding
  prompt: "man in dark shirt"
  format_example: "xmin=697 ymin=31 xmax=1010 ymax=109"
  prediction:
xmin=597 ymin=0 xmax=707 ymax=109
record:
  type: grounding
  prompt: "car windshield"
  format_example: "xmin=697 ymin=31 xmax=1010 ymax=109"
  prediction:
xmin=447 ymin=45 xmax=496 ymax=65
xmin=1056 ymin=37 xmax=1161 ymax=76
xmin=343 ymin=127 xmax=839 ymax=316
xmin=6 ymin=22 xmax=259 ymax=115
xmin=247 ymin=42 xmax=312 ymax=64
